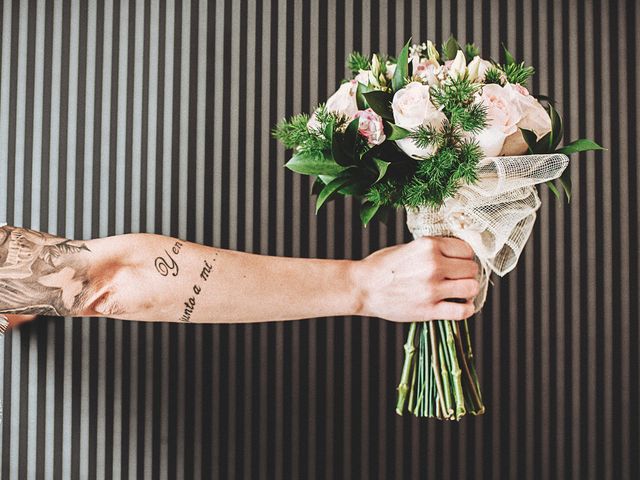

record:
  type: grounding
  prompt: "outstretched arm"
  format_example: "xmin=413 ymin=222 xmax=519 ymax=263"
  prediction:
xmin=0 ymin=225 xmax=480 ymax=327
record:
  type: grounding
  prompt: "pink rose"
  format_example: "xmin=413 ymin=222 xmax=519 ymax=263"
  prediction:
xmin=354 ymin=108 xmax=386 ymax=146
xmin=473 ymin=84 xmax=524 ymax=156
xmin=499 ymin=83 xmax=552 ymax=155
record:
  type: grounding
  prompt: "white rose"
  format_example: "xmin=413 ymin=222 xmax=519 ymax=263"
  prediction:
xmin=392 ymin=82 xmax=447 ymax=158
xmin=324 ymin=79 xmax=359 ymax=118
xmin=467 ymin=55 xmax=493 ymax=82
xmin=473 ymin=83 xmax=524 ymax=156
xmin=448 ymin=50 xmax=467 ymax=80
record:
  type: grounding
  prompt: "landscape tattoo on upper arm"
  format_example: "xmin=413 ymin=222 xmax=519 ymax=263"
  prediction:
xmin=0 ymin=225 xmax=94 ymax=316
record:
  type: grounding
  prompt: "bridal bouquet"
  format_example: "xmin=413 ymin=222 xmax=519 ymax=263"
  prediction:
xmin=273 ymin=36 xmax=603 ymax=419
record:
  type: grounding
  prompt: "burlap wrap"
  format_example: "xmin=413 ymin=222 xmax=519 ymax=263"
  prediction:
xmin=405 ymin=153 xmax=570 ymax=312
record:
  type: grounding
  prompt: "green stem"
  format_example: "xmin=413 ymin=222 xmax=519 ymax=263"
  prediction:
xmin=429 ymin=322 xmax=448 ymax=416
xmin=454 ymin=320 xmax=483 ymax=413
xmin=444 ymin=320 xmax=466 ymax=420
xmin=438 ymin=340 xmax=454 ymax=419
xmin=414 ymin=323 xmax=426 ymax=416
xmin=396 ymin=322 xmax=418 ymax=415
xmin=408 ymin=346 xmax=418 ymax=413
xmin=423 ymin=323 xmax=430 ymax=417
xmin=463 ymin=319 xmax=485 ymax=414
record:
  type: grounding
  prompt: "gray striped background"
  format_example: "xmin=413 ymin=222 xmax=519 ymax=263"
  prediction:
xmin=0 ymin=0 xmax=637 ymax=478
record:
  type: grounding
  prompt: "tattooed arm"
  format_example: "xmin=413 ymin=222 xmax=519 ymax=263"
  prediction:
xmin=0 ymin=225 xmax=479 ymax=327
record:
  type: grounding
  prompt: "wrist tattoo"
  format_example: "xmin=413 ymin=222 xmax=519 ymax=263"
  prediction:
xmin=0 ymin=225 xmax=92 ymax=316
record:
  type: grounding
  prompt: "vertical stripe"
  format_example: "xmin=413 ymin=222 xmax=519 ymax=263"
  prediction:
xmin=0 ymin=0 xmax=637 ymax=478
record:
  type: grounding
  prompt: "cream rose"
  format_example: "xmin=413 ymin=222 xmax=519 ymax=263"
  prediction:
xmin=325 ymin=79 xmax=359 ymax=118
xmin=392 ymin=82 xmax=447 ymax=158
xmin=307 ymin=79 xmax=360 ymax=131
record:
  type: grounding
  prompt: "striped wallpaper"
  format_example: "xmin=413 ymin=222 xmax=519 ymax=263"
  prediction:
xmin=0 ymin=0 xmax=637 ymax=478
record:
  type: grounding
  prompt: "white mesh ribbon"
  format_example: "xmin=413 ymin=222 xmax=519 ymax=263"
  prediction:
xmin=406 ymin=153 xmax=570 ymax=312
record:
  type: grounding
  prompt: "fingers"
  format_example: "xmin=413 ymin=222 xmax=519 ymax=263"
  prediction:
xmin=441 ymin=257 xmax=479 ymax=280
xmin=432 ymin=299 xmax=475 ymax=320
xmin=436 ymin=237 xmax=475 ymax=259
xmin=437 ymin=278 xmax=481 ymax=300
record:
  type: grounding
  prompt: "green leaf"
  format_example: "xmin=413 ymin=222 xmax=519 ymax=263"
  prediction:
xmin=311 ymin=177 xmax=325 ymax=195
xmin=315 ymin=176 xmax=352 ymax=213
xmin=383 ymin=121 xmax=410 ymax=140
xmin=392 ymin=39 xmax=412 ymax=92
xmin=356 ymin=82 xmax=369 ymax=110
xmin=556 ymin=139 xmax=606 ymax=155
xmin=533 ymin=131 xmax=552 ymax=153
xmin=285 ymin=150 xmax=346 ymax=176
xmin=545 ymin=180 xmax=561 ymax=200
xmin=331 ymin=117 xmax=360 ymax=166
xmin=502 ymin=42 xmax=516 ymax=65
xmin=372 ymin=158 xmax=391 ymax=183
xmin=441 ymin=35 xmax=460 ymax=60
xmin=318 ymin=175 xmax=336 ymax=184
xmin=559 ymin=169 xmax=572 ymax=202
xmin=519 ymin=127 xmax=538 ymax=153
xmin=363 ymin=91 xmax=395 ymax=121
xmin=547 ymin=103 xmax=564 ymax=151
xmin=359 ymin=201 xmax=380 ymax=227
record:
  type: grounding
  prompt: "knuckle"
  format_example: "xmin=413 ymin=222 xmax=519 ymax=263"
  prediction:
xmin=419 ymin=236 xmax=438 ymax=254
xmin=466 ymin=279 xmax=480 ymax=296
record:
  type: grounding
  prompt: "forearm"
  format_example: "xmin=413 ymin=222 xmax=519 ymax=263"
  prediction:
xmin=112 ymin=234 xmax=361 ymax=323
xmin=0 ymin=225 xmax=361 ymax=323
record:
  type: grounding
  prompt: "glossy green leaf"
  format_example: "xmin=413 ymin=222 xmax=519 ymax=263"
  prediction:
xmin=392 ymin=39 xmax=412 ymax=92
xmin=359 ymin=201 xmax=380 ymax=227
xmin=383 ymin=121 xmax=410 ymax=140
xmin=502 ymin=42 xmax=516 ymax=65
xmin=545 ymin=180 xmax=561 ymax=200
xmin=285 ymin=150 xmax=346 ymax=176
xmin=519 ymin=128 xmax=538 ymax=153
xmin=559 ymin=169 xmax=572 ymax=202
xmin=372 ymin=158 xmax=391 ymax=183
xmin=331 ymin=117 xmax=360 ymax=166
xmin=315 ymin=176 xmax=352 ymax=213
xmin=363 ymin=91 xmax=395 ymax=121
xmin=356 ymin=82 xmax=369 ymax=110
xmin=556 ymin=139 xmax=606 ymax=155
xmin=311 ymin=177 xmax=325 ymax=195
xmin=547 ymin=103 xmax=564 ymax=151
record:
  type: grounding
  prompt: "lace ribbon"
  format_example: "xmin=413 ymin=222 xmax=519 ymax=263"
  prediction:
xmin=405 ymin=153 xmax=570 ymax=312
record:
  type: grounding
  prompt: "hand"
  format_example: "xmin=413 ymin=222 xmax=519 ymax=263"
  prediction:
xmin=352 ymin=236 xmax=480 ymax=322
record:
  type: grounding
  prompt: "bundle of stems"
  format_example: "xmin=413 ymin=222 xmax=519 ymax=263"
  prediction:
xmin=395 ymin=319 xmax=484 ymax=420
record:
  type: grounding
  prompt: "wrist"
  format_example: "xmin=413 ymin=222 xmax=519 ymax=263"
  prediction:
xmin=347 ymin=259 xmax=369 ymax=317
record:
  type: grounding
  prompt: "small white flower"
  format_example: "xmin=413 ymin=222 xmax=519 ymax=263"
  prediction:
xmin=448 ymin=50 xmax=467 ymax=80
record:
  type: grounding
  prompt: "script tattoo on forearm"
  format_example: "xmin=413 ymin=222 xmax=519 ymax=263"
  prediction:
xmin=153 ymin=242 xmax=217 ymax=323
xmin=0 ymin=225 xmax=93 ymax=316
